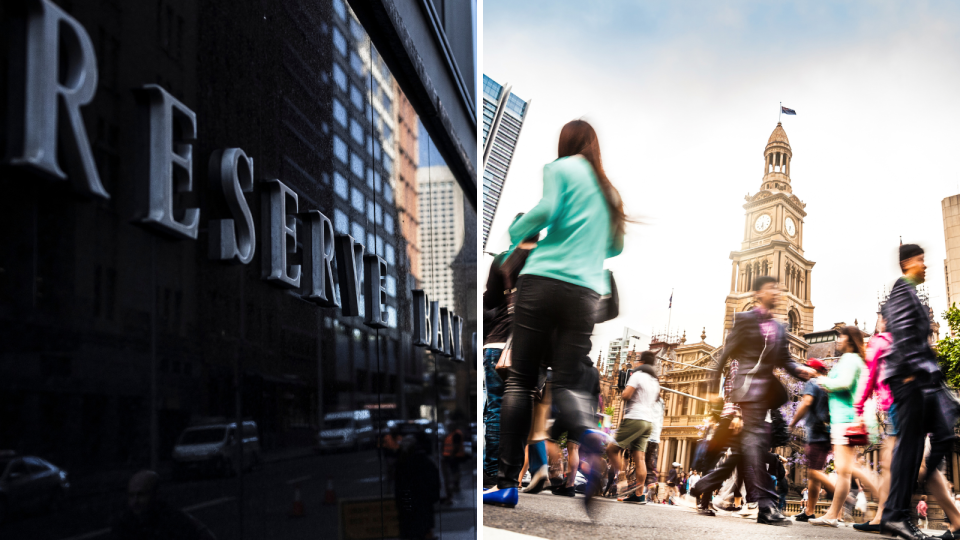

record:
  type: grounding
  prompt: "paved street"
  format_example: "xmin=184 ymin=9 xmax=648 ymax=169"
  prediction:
xmin=484 ymin=492 xmax=905 ymax=540
xmin=3 ymin=448 xmax=476 ymax=540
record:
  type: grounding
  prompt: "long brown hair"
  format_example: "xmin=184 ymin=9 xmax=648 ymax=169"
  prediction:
xmin=838 ymin=325 xmax=866 ymax=359
xmin=557 ymin=120 xmax=627 ymax=238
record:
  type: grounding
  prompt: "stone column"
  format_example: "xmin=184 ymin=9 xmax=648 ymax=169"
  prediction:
xmin=731 ymin=261 xmax=738 ymax=291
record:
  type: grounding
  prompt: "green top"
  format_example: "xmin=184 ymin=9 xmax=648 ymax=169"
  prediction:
xmin=508 ymin=156 xmax=624 ymax=294
xmin=818 ymin=352 xmax=864 ymax=424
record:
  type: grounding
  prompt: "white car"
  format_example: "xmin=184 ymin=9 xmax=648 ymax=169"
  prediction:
xmin=172 ymin=421 xmax=260 ymax=478
xmin=316 ymin=410 xmax=376 ymax=453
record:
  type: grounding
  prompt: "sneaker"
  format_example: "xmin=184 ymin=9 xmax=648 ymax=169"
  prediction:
xmin=810 ymin=516 xmax=840 ymax=528
xmin=622 ymin=494 xmax=646 ymax=504
xmin=794 ymin=512 xmax=814 ymax=522
xmin=551 ymin=485 xmax=575 ymax=497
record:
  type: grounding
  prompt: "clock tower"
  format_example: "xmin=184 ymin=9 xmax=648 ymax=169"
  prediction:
xmin=723 ymin=123 xmax=815 ymax=360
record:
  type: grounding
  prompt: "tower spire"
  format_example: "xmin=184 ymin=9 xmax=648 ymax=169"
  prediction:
xmin=762 ymin=123 xmax=793 ymax=193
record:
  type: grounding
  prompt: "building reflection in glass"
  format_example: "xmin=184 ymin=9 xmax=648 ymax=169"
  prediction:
xmin=0 ymin=0 xmax=476 ymax=538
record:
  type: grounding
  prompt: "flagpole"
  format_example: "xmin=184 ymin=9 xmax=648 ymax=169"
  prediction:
xmin=667 ymin=288 xmax=673 ymax=337
xmin=779 ymin=101 xmax=781 ymax=123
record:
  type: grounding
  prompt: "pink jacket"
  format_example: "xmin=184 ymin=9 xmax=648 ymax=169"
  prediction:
xmin=855 ymin=332 xmax=893 ymax=416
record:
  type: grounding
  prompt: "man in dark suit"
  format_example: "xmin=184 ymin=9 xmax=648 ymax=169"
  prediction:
xmin=881 ymin=244 xmax=957 ymax=540
xmin=710 ymin=275 xmax=815 ymax=526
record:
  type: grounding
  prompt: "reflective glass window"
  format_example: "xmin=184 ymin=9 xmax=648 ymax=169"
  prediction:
xmin=333 ymin=171 xmax=348 ymax=199
xmin=333 ymin=98 xmax=347 ymax=126
xmin=351 ymin=186 xmax=364 ymax=212
xmin=350 ymin=152 xmax=364 ymax=179
xmin=334 ymin=208 xmax=349 ymax=234
xmin=332 ymin=26 xmax=346 ymax=56
xmin=332 ymin=62 xmax=347 ymax=91
xmin=333 ymin=135 xmax=348 ymax=163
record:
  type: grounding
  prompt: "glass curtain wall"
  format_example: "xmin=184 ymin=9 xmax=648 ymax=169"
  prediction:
xmin=0 ymin=0 xmax=476 ymax=538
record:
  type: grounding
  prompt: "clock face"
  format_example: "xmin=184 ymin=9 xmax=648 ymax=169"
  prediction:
xmin=754 ymin=214 xmax=771 ymax=232
xmin=785 ymin=217 xmax=797 ymax=237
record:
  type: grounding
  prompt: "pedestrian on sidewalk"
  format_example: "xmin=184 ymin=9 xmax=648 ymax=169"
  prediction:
xmin=809 ymin=326 xmax=880 ymax=529
xmin=918 ymin=496 xmax=929 ymax=530
xmin=644 ymin=393 xmax=664 ymax=502
xmin=707 ymin=275 xmax=817 ymax=526
xmin=853 ymin=315 xmax=897 ymax=534
xmin=788 ymin=358 xmax=834 ymax=522
xmin=605 ymin=351 xmax=659 ymax=504
xmin=880 ymin=245 xmax=959 ymax=540
xmin=483 ymin=119 xmax=627 ymax=513
xmin=481 ymin=215 xmax=539 ymax=488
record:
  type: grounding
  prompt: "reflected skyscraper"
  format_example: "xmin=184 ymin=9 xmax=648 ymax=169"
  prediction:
xmin=482 ymin=75 xmax=530 ymax=249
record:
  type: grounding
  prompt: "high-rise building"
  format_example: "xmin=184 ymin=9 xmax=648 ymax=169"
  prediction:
xmin=418 ymin=165 xmax=465 ymax=309
xmin=395 ymin=83 xmax=421 ymax=282
xmin=943 ymin=195 xmax=960 ymax=316
xmin=605 ymin=327 xmax=650 ymax=375
xmin=482 ymin=75 xmax=530 ymax=249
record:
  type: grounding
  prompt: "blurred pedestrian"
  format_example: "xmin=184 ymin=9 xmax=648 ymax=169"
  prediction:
xmin=881 ymin=245 xmax=959 ymax=540
xmin=111 ymin=470 xmax=216 ymax=540
xmin=481 ymin=215 xmax=539 ymax=488
xmin=484 ymin=119 xmax=627 ymax=513
xmin=788 ymin=358 xmax=835 ymax=522
xmin=810 ymin=326 xmax=879 ymax=528
xmin=709 ymin=275 xmax=816 ymax=526
xmin=917 ymin=495 xmax=929 ymax=530
xmin=605 ymin=351 xmax=659 ymax=504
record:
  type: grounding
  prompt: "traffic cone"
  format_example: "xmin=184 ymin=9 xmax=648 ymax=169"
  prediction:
xmin=290 ymin=484 xmax=305 ymax=517
xmin=323 ymin=477 xmax=336 ymax=505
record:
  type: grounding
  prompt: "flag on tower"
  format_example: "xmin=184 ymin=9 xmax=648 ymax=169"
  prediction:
xmin=781 ymin=105 xmax=797 ymax=115
xmin=669 ymin=291 xmax=673 ymax=309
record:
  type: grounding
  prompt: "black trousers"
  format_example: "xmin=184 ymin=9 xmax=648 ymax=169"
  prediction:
xmin=497 ymin=275 xmax=599 ymax=489
xmin=645 ymin=441 xmax=660 ymax=485
xmin=883 ymin=379 xmax=956 ymax=524
xmin=738 ymin=403 xmax=779 ymax=509
xmin=690 ymin=449 xmax=742 ymax=504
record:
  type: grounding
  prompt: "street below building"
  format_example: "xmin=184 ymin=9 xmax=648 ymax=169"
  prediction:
xmin=483 ymin=492 xmax=931 ymax=540
xmin=3 ymin=448 xmax=476 ymax=540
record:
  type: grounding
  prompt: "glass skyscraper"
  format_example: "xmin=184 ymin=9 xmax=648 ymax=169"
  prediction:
xmin=482 ymin=75 xmax=530 ymax=249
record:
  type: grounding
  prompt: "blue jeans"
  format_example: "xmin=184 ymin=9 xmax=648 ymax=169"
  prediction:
xmin=483 ymin=348 xmax=505 ymax=478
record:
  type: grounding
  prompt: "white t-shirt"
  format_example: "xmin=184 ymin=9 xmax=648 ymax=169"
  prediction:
xmin=648 ymin=399 xmax=664 ymax=443
xmin=689 ymin=474 xmax=700 ymax=490
xmin=622 ymin=370 xmax=660 ymax=422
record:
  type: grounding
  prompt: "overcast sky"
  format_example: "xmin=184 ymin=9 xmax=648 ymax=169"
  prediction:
xmin=482 ymin=0 xmax=960 ymax=361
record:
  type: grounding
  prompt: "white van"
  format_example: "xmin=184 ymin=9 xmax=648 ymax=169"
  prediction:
xmin=172 ymin=421 xmax=261 ymax=477
xmin=316 ymin=410 xmax=375 ymax=453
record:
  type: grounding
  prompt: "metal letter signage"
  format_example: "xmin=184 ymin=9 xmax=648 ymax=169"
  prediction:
xmin=439 ymin=308 xmax=453 ymax=357
xmin=260 ymin=179 xmax=301 ymax=288
xmin=299 ymin=210 xmax=339 ymax=307
xmin=451 ymin=315 xmax=463 ymax=361
xmin=5 ymin=0 xmax=108 ymax=198
xmin=429 ymin=301 xmax=444 ymax=354
xmin=362 ymin=254 xmax=389 ymax=329
xmin=335 ymin=235 xmax=364 ymax=317
xmin=412 ymin=290 xmax=430 ymax=347
xmin=208 ymin=148 xmax=255 ymax=264
xmin=133 ymin=85 xmax=199 ymax=239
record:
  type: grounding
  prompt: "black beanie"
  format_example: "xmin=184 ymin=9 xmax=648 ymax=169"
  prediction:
xmin=899 ymin=244 xmax=924 ymax=262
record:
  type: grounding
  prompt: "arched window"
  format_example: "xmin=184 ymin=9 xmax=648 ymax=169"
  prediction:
xmin=788 ymin=311 xmax=799 ymax=334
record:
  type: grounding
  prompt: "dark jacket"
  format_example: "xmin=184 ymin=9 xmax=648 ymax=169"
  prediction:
xmin=482 ymin=247 xmax=532 ymax=346
xmin=881 ymin=277 xmax=940 ymax=386
xmin=111 ymin=501 xmax=215 ymax=540
xmin=714 ymin=309 xmax=805 ymax=406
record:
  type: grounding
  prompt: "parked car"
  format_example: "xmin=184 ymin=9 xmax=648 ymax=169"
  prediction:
xmin=172 ymin=421 xmax=260 ymax=478
xmin=316 ymin=410 xmax=376 ymax=453
xmin=0 ymin=452 xmax=70 ymax=524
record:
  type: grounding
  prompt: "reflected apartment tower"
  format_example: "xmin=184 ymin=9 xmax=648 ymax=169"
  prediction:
xmin=394 ymin=82 xmax=421 ymax=283
xmin=418 ymin=163 xmax=465 ymax=310
xmin=482 ymin=75 xmax=530 ymax=249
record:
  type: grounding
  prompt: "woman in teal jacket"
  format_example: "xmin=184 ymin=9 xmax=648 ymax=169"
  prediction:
xmin=810 ymin=326 xmax=879 ymax=528
xmin=484 ymin=120 xmax=626 ymax=509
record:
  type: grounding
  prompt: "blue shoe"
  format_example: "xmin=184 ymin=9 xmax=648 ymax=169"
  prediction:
xmin=483 ymin=487 xmax=518 ymax=508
